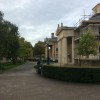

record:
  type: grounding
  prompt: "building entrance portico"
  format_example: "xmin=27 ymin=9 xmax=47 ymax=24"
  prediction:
xmin=67 ymin=37 xmax=72 ymax=63
xmin=56 ymin=24 xmax=75 ymax=65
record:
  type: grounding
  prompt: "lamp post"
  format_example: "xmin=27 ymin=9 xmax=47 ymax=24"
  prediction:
xmin=45 ymin=38 xmax=50 ymax=64
xmin=47 ymin=44 xmax=50 ymax=64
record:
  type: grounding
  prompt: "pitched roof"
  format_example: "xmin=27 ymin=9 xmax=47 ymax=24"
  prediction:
xmin=47 ymin=37 xmax=57 ymax=42
xmin=90 ymin=13 xmax=100 ymax=20
xmin=56 ymin=26 xmax=76 ymax=36
xmin=92 ymin=3 xmax=100 ymax=10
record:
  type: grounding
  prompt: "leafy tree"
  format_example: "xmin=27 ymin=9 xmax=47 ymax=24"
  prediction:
xmin=0 ymin=11 xmax=3 ymax=22
xmin=18 ymin=37 xmax=33 ymax=60
xmin=2 ymin=21 xmax=19 ymax=63
xmin=33 ymin=41 xmax=45 ymax=58
xmin=0 ymin=11 xmax=33 ymax=64
xmin=0 ymin=11 xmax=19 ymax=63
xmin=18 ymin=37 xmax=26 ymax=60
xmin=24 ymin=41 xmax=33 ymax=58
xmin=0 ymin=11 xmax=4 ymax=59
xmin=78 ymin=30 xmax=97 ymax=58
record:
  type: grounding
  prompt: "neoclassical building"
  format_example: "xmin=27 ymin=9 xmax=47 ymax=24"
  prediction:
xmin=56 ymin=24 xmax=76 ymax=65
xmin=74 ymin=3 xmax=100 ymax=61
xmin=45 ymin=33 xmax=58 ymax=61
xmin=45 ymin=3 xmax=100 ymax=65
xmin=56 ymin=3 xmax=100 ymax=65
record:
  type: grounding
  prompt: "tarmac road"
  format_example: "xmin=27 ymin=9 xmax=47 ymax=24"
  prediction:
xmin=0 ymin=61 xmax=100 ymax=100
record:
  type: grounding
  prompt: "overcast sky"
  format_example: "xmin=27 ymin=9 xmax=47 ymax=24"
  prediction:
xmin=0 ymin=0 xmax=99 ymax=46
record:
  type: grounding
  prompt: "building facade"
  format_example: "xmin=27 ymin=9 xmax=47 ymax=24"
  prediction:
xmin=56 ymin=24 xmax=76 ymax=65
xmin=56 ymin=3 xmax=100 ymax=65
xmin=45 ymin=3 xmax=100 ymax=65
xmin=74 ymin=3 xmax=100 ymax=61
xmin=45 ymin=33 xmax=58 ymax=61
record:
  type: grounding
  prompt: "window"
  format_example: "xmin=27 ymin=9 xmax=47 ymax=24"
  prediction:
xmin=56 ymin=54 xmax=58 ymax=58
xmin=56 ymin=48 xmax=58 ymax=52
xmin=99 ymin=27 xmax=100 ymax=34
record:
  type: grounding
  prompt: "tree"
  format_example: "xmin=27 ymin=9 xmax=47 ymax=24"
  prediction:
xmin=18 ymin=37 xmax=33 ymax=60
xmin=78 ymin=30 xmax=97 ymax=58
xmin=2 ymin=21 xmax=19 ymax=63
xmin=0 ymin=11 xmax=4 ymax=59
xmin=0 ymin=11 xmax=3 ymax=22
xmin=0 ymin=12 xmax=19 ymax=63
xmin=18 ymin=37 xmax=26 ymax=60
xmin=24 ymin=41 xmax=33 ymax=59
xmin=33 ymin=41 xmax=45 ymax=58
xmin=0 ymin=11 xmax=34 ymax=63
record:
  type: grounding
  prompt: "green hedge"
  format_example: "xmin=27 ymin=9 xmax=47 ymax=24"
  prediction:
xmin=41 ymin=65 xmax=100 ymax=83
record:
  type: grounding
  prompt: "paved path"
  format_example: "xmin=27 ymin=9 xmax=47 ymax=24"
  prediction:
xmin=0 ymin=61 xmax=100 ymax=100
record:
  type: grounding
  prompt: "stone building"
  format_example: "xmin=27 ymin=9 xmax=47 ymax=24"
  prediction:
xmin=56 ymin=23 xmax=76 ymax=65
xmin=56 ymin=3 xmax=100 ymax=65
xmin=45 ymin=33 xmax=58 ymax=61
xmin=74 ymin=3 xmax=100 ymax=61
xmin=45 ymin=3 xmax=100 ymax=65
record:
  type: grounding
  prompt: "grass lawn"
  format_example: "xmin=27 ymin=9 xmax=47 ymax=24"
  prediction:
xmin=0 ymin=62 xmax=24 ymax=72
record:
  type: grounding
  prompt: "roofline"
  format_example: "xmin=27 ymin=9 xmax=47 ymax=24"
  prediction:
xmin=56 ymin=26 xmax=76 ymax=36
xmin=75 ymin=20 xmax=100 ymax=31
xmin=92 ymin=3 xmax=100 ymax=10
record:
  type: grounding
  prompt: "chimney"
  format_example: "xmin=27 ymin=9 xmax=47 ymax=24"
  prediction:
xmin=58 ymin=24 xmax=59 ymax=27
xmin=51 ymin=33 xmax=54 ymax=38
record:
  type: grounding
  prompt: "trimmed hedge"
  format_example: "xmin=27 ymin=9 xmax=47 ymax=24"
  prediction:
xmin=41 ymin=65 xmax=100 ymax=83
xmin=75 ymin=59 xmax=100 ymax=66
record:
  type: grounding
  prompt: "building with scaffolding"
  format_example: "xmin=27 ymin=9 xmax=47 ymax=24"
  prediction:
xmin=56 ymin=3 xmax=100 ymax=65
xmin=45 ymin=3 xmax=100 ymax=65
xmin=74 ymin=3 xmax=100 ymax=65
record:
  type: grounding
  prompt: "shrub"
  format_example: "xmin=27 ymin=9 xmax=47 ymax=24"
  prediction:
xmin=41 ymin=65 xmax=100 ymax=83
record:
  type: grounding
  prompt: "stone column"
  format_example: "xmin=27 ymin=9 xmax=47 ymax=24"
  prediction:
xmin=58 ymin=40 xmax=61 ymax=64
xmin=52 ymin=43 xmax=54 ymax=59
xmin=72 ymin=37 xmax=74 ymax=64
xmin=62 ymin=37 xmax=67 ymax=65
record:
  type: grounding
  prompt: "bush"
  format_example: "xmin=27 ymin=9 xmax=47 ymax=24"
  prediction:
xmin=0 ymin=64 xmax=3 ymax=71
xmin=34 ymin=64 xmax=42 ymax=74
xmin=41 ymin=65 xmax=100 ymax=83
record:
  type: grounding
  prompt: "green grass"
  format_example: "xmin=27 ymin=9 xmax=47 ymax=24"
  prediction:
xmin=0 ymin=62 xmax=24 ymax=71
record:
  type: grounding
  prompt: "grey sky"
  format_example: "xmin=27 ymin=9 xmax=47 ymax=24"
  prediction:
xmin=0 ymin=0 xmax=99 ymax=46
